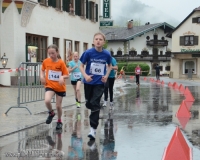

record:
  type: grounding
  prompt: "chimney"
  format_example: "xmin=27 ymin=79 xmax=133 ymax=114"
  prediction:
xmin=127 ymin=19 xmax=133 ymax=29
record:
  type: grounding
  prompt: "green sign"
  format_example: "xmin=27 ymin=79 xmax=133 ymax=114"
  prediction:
xmin=100 ymin=21 xmax=113 ymax=26
xmin=103 ymin=0 xmax=110 ymax=18
xmin=181 ymin=49 xmax=200 ymax=52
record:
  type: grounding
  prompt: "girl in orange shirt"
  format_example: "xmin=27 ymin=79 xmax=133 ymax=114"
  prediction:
xmin=40 ymin=44 xmax=69 ymax=131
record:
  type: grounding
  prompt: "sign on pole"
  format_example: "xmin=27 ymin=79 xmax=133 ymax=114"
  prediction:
xmin=103 ymin=0 xmax=110 ymax=19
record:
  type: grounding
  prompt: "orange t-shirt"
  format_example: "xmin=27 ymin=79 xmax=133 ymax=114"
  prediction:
xmin=41 ymin=58 xmax=69 ymax=92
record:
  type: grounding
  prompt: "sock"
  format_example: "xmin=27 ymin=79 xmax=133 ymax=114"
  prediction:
xmin=57 ymin=134 xmax=62 ymax=138
xmin=77 ymin=101 xmax=81 ymax=103
xmin=49 ymin=110 xmax=54 ymax=116
xmin=57 ymin=119 xmax=62 ymax=123
xmin=76 ymin=98 xmax=78 ymax=102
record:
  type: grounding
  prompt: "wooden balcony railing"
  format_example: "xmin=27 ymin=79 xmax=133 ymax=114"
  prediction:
xmin=113 ymin=55 xmax=171 ymax=61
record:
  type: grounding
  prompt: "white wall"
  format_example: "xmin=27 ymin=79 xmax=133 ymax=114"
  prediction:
xmin=172 ymin=11 xmax=200 ymax=52
xmin=1 ymin=1 xmax=100 ymax=70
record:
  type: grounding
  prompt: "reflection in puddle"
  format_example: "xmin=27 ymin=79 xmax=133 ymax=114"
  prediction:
xmin=1 ymin=82 xmax=200 ymax=159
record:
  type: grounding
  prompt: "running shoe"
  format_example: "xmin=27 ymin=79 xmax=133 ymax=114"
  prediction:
xmin=46 ymin=112 xmax=55 ymax=124
xmin=56 ymin=122 xmax=63 ymax=130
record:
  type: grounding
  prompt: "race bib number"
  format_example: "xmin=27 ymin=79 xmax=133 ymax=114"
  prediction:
xmin=137 ymin=69 xmax=141 ymax=73
xmin=48 ymin=70 xmax=62 ymax=81
xmin=73 ymin=72 xmax=81 ymax=79
xmin=90 ymin=63 xmax=105 ymax=75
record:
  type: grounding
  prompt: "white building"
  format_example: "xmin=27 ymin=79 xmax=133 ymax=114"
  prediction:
xmin=100 ymin=22 xmax=175 ymax=75
xmin=0 ymin=0 xmax=100 ymax=84
xmin=167 ymin=6 xmax=200 ymax=79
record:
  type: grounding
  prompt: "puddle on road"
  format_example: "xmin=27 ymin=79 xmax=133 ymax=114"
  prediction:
xmin=0 ymin=81 xmax=200 ymax=160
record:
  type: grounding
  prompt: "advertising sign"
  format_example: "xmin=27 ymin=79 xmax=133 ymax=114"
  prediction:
xmin=26 ymin=46 xmax=38 ymax=62
xmin=103 ymin=0 xmax=110 ymax=19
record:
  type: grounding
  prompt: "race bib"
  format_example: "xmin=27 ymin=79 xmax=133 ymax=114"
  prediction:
xmin=137 ymin=69 xmax=141 ymax=73
xmin=90 ymin=63 xmax=105 ymax=75
xmin=48 ymin=70 xmax=62 ymax=81
xmin=73 ymin=72 xmax=81 ymax=79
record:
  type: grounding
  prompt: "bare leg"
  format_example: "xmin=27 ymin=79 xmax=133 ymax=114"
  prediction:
xmin=56 ymin=95 xmax=63 ymax=120
xmin=45 ymin=91 xmax=55 ymax=111
xmin=72 ymin=85 xmax=77 ymax=100
xmin=76 ymin=81 xmax=82 ymax=102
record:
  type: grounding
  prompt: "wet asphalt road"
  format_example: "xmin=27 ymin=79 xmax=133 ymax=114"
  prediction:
xmin=0 ymin=77 xmax=200 ymax=160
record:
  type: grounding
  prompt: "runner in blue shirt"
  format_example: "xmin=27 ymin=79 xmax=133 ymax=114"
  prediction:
xmin=79 ymin=32 xmax=112 ymax=140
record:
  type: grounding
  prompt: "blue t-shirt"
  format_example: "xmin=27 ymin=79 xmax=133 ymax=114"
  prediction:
xmin=109 ymin=57 xmax=117 ymax=78
xmin=68 ymin=60 xmax=82 ymax=81
xmin=80 ymin=48 xmax=112 ymax=85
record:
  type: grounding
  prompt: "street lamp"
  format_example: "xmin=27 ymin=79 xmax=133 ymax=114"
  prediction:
xmin=1 ymin=53 xmax=8 ymax=68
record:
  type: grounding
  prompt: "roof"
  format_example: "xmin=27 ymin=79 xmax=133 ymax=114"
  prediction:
xmin=166 ymin=6 xmax=200 ymax=37
xmin=100 ymin=22 xmax=175 ymax=41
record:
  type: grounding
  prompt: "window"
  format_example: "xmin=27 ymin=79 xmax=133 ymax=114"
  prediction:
xmin=180 ymin=36 xmax=198 ymax=46
xmin=75 ymin=41 xmax=80 ymax=52
xmin=56 ymin=0 xmax=61 ymax=10
xmin=81 ymin=0 xmax=85 ymax=17
xmin=183 ymin=60 xmax=196 ymax=74
xmin=185 ymin=36 xmax=193 ymax=45
xmin=83 ymin=43 xmax=88 ymax=51
xmin=86 ymin=1 xmax=98 ymax=22
xmin=65 ymin=40 xmax=73 ymax=64
xmin=75 ymin=0 xmax=84 ymax=16
xmin=38 ymin=0 xmax=47 ymax=5
xmin=53 ymin=37 xmax=59 ymax=47
xmin=26 ymin=34 xmax=47 ymax=62
xmin=153 ymin=34 xmax=158 ymax=40
xmin=192 ymin=17 xmax=200 ymax=23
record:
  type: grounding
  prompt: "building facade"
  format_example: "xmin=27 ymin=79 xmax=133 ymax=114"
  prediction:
xmin=168 ymin=6 xmax=200 ymax=79
xmin=100 ymin=22 xmax=174 ymax=75
xmin=0 ymin=0 xmax=99 ymax=83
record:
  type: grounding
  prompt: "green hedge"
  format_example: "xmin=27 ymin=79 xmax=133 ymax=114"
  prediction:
xmin=117 ymin=62 xmax=150 ymax=76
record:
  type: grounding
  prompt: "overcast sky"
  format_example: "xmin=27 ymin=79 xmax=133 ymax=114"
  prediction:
xmin=138 ymin=0 xmax=200 ymax=20
xmin=102 ymin=0 xmax=200 ymax=27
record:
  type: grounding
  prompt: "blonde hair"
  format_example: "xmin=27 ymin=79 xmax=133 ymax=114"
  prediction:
xmin=93 ymin=32 xmax=106 ymax=41
xmin=73 ymin=51 xmax=79 ymax=56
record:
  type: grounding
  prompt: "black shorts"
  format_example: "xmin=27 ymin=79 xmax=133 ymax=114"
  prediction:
xmin=71 ymin=78 xmax=82 ymax=85
xmin=45 ymin=88 xmax=66 ymax=97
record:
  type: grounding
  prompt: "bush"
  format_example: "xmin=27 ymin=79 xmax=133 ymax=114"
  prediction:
xmin=117 ymin=62 xmax=150 ymax=76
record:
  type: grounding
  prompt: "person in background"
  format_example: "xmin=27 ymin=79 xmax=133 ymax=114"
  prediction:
xmin=103 ymin=57 xmax=118 ymax=109
xmin=155 ymin=64 xmax=161 ymax=80
xmin=117 ymin=66 xmax=127 ymax=82
xmin=79 ymin=32 xmax=112 ymax=140
xmin=135 ymin=64 xmax=142 ymax=87
xmin=40 ymin=44 xmax=69 ymax=130
xmin=68 ymin=52 xmax=82 ymax=108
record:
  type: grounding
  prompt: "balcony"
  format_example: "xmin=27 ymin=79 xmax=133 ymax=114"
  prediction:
xmin=113 ymin=55 xmax=171 ymax=61
xmin=146 ymin=40 xmax=168 ymax=46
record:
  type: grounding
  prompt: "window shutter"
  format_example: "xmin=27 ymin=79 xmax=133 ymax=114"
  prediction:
xmin=180 ymin=36 xmax=185 ymax=46
xmin=89 ymin=1 xmax=92 ymax=20
xmin=192 ymin=17 xmax=198 ymax=23
xmin=96 ymin=4 xmax=98 ymax=22
xmin=75 ymin=0 xmax=81 ymax=16
xmin=86 ymin=0 xmax=88 ymax=19
xmin=194 ymin=36 xmax=199 ymax=45
xmin=52 ymin=0 xmax=56 ymax=8
xmin=63 ymin=0 xmax=70 ymax=12
xmin=48 ymin=0 xmax=53 ymax=6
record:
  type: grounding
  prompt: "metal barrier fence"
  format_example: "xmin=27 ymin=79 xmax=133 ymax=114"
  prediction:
xmin=5 ymin=62 xmax=55 ymax=115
